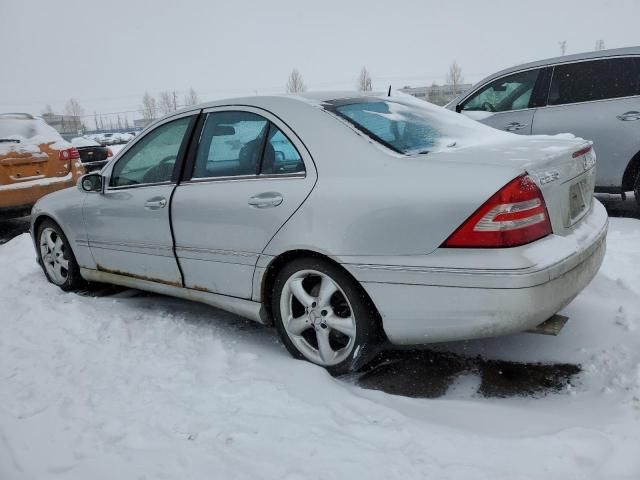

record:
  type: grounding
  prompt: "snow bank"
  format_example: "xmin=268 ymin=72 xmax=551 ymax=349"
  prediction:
xmin=0 ymin=219 xmax=639 ymax=479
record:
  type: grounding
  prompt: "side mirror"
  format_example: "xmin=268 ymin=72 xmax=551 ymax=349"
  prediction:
xmin=455 ymin=104 xmax=463 ymax=113
xmin=78 ymin=173 xmax=103 ymax=193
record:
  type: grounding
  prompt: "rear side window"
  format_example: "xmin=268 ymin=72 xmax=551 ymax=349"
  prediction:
xmin=261 ymin=125 xmax=305 ymax=175
xmin=462 ymin=69 xmax=541 ymax=113
xmin=548 ymin=57 xmax=640 ymax=105
xmin=192 ymin=111 xmax=304 ymax=178
xmin=193 ymin=112 xmax=268 ymax=178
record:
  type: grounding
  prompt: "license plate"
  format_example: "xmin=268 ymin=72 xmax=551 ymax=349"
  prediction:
xmin=569 ymin=178 xmax=590 ymax=224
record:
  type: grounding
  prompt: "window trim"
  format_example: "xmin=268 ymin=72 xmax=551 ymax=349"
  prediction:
xmin=544 ymin=56 xmax=640 ymax=108
xmin=105 ymin=111 xmax=199 ymax=191
xmin=183 ymin=107 xmax=307 ymax=182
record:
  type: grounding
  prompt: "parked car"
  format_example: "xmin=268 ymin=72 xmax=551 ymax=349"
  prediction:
xmin=446 ymin=46 xmax=640 ymax=206
xmin=118 ymin=133 xmax=134 ymax=143
xmin=70 ymin=137 xmax=112 ymax=172
xmin=100 ymin=133 xmax=118 ymax=146
xmin=0 ymin=113 xmax=84 ymax=219
xmin=30 ymin=93 xmax=607 ymax=374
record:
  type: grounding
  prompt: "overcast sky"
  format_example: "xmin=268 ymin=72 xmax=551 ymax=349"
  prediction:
xmin=1 ymin=0 xmax=638 ymax=125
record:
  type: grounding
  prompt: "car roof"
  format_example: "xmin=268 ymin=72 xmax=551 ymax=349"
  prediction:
xmin=473 ymin=45 xmax=640 ymax=88
xmin=144 ymin=91 xmax=391 ymax=131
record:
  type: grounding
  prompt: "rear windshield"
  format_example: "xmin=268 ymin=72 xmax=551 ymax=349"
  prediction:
xmin=0 ymin=118 xmax=62 ymax=144
xmin=327 ymin=96 xmax=508 ymax=155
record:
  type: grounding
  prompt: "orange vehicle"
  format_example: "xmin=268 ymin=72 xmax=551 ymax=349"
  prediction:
xmin=0 ymin=114 xmax=84 ymax=219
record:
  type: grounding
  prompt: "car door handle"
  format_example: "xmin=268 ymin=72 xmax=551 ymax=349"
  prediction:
xmin=616 ymin=111 xmax=640 ymax=121
xmin=144 ymin=198 xmax=167 ymax=209
xmin=504 ymin=122 xmax=528 ymax=131
xmin=248 ymin=192 xmax=283 ymax=208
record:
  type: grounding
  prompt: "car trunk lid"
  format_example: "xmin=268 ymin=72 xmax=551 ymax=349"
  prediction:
xmin=430 ymin=135 xmax=596 ymax=237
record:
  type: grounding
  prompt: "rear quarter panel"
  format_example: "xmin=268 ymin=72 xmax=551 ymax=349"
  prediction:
xmin=253 ymin=100 xmax=524 ymax=258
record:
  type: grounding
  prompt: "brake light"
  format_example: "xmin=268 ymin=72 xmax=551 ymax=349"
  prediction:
xmin=107 ymin=148 xmax=113 ymax=157
xmin=572 ymin=145 xmax=592 ymax=158
xmin=442 ymin=174 xmax=552 ymax=248
xmin=58 ymin=147 xmax=80 ymax=161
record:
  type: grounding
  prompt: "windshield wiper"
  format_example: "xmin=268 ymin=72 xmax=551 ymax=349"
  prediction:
xmin=0 ymin=138 xmax=20 ymax=143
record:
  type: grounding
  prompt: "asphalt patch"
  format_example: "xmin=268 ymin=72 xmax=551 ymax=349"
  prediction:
xmin=356 ymin=349 xmax=581 ymax=399
xmin=0 ymin=217 xmax=30 ymax=245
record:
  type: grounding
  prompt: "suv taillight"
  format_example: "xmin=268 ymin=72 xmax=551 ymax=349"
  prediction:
xmin=442 ymin=174 xmax=552 ymax=248
xmin=59 ymin=147 xmax=80 ymax=161
xmin=107 ymin=148 xmax=113 ymax=158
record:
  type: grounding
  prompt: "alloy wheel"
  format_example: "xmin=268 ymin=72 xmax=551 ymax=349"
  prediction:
xmin=39 ymin=227 xmax=69 ymax=285
xmin=279 ymin=269 xmax=357 ymax=366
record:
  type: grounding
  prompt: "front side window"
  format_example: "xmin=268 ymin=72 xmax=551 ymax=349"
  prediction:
xmin=548 ymin=57 xmax=640 ymax=106
xmin=193 ymin=112 xmax=268 ymax=178
xmin=110 ymin=117 xmax=191 ymax=187
xmin=462 ymin=69 xmax=540 ymax=113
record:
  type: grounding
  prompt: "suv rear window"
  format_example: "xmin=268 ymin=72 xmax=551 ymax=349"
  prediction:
xmin=548 ymin=57 xmax=640 ymax=105
xmin=0 ymin=117 xmax=63 ymax=144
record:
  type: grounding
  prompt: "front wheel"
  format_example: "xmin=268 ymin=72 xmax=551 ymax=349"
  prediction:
xmin=272 ymin=257 xmax=381 ymax=375
xmin=37 ymin=219 xmax=85 ymax=291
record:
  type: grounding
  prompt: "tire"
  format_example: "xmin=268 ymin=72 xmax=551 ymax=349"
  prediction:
xmin=271 ymin=257 xmax=382 ymax=375
xmin=37 ymin=219 xmax=85 ymax=291
xmin=634 ymin=172 xmax=640 ymax=207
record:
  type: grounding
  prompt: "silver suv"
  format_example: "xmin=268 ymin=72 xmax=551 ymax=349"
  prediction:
xmin=447 ymin=47 xmax=640 ymax=205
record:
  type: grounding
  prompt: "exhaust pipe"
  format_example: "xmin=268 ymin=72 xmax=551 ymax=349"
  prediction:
xmin=526 ymin=314 xmax=569 ymax=336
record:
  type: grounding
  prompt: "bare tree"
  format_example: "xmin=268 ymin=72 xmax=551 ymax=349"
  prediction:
xmin=94 ymin=112 xmax=99 ymax=131
xmin=595 ymin=39 xmax=606 ymax=51
xmin=357 ymin=66 xmax=373 ymax=92
xmin=184 ymin=87 xmax=200 ymax=106
xmin=140 ymin=92 xmax=158 ymax=122
xmin=559 ymin=40 xmax=567 ymax=55
xmin=158 ymin=91 xmax=177 ymax=115
xmin=286 ymin=68 xmax=306 ymax=93
xmin=64 ymin=98 xmax=84 ymax=132
xmin=42 ymin=104 xmax=55 ymax=116
xmin=446 ymin=61 xmax=464 ymax=95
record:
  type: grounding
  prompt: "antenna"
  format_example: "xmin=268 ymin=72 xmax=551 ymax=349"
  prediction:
xmin=387 ymin=85 xmax=391 ymax=97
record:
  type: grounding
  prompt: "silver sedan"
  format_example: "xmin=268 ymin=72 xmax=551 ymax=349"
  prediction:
xmin=30 ymin=93 xmax=608 ymax=374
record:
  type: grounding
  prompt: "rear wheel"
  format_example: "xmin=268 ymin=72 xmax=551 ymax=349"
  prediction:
xmin=37 ymin=219 xmax=85 ymax=291
xmin=271 ymin=257 xmax=381 ymax=375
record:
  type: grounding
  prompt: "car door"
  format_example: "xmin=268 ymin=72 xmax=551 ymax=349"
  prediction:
xmin=171 ymin=107 xmax=316 ymax=299
xmin=532 ymin=57 xmax=640 ymax=189
xmin=457 ymin=67 xmax=550 ymax=135
xmin=83 ymin=112 xmax=197 ymax=285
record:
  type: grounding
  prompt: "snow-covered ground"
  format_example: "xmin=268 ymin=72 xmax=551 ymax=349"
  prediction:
xmin=1 ymin=218 xmax=639 ymax=479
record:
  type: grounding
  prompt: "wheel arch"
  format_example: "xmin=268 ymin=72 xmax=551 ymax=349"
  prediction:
xmin=259 ymin=249 xmax=386 ymax=339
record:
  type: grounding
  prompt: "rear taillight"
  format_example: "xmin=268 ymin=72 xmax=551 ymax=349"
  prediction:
xmin=572 ymin=145 xmax=592 ymax=158
xmin=59 ymin=147 xmax=80 ymax=161
xmin=107 ymin=148 xmax=113 ymax=157
xmin=442 ymin=174 xmax=552 ymax=248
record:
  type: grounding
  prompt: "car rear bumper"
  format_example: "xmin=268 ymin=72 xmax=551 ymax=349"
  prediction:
xmin=0 ymin=173 xmax=78 ymax=213
xmin=346 ymin=200 xmax=608 ymax=345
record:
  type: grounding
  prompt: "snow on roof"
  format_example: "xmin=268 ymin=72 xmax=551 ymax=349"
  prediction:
xmin=0 ymin=115 xmax=68 ymax=155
